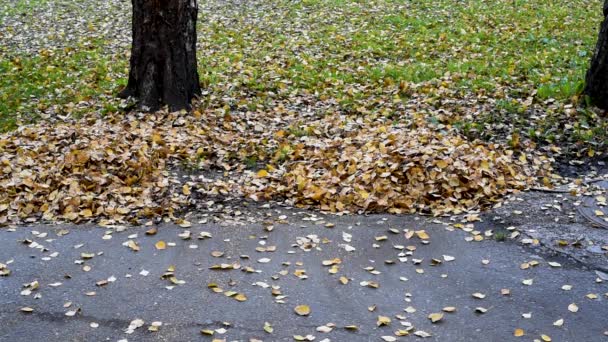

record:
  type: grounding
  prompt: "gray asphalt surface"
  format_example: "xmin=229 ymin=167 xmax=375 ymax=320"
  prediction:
xmin=0 ymin=212 xmax=607 ymax=342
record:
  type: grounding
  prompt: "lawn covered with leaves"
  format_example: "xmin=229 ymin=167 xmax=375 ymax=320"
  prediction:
xmin=0 ymin=0 xmax=605 ymax=224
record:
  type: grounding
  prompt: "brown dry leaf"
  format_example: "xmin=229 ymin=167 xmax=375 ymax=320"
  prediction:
xmin=322 ymin=258 xmax=341 ymax=266
xmin=146 ymin=227 xmax=158 ymax=235
xmin=360 ymin=280 xmax=380 ymax=288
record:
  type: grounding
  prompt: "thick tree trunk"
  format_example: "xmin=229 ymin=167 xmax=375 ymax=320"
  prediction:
xmin=585 ymin=1 xmax=608 ymax=110
xmin=119 ymin=0 xmax=201 ymax=112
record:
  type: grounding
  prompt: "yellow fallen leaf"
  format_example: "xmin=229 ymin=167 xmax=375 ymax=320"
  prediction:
xmin=395 ymin=329 xmax=410 ymax=336
xmin=514 ymin=328 xmax=524 ymax=337
xmin=155 ymin=241 xmax=166 ymax=250
xmin=428 ymin=313 xmax=443 ymax=323
xmin=377 ymin=316 xmax=391 ymax=326
xmin=415 ymin=230 xmax=430 ymax=240
xmin=80 ymin=209 xmax=93 ymax=217
xmin=294 ymin=305 xmax=310 ymax=316
xmin=127 ymin=240 xmax=140 ymax=251
xmin=435 ymin=160 xmax=448 ymax=169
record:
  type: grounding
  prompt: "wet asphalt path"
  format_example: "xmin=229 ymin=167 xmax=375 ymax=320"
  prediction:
xmin=0 ymin=213 xmax=607 ymax=342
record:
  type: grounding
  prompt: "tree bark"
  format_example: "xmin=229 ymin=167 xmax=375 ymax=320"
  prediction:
xmin=119 ymin=0 xmax=201 ymax=112
xmin=585 ymin=1 xmax=608 ymax=110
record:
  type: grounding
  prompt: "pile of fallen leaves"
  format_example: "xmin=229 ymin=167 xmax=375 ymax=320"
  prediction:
xmin=255 ymin=120 xmax=553 ymax=214
xmin=0 ymin=117 xmax=171 ymax=225
xmin=0 ymin=104 xmax=554 ymax=225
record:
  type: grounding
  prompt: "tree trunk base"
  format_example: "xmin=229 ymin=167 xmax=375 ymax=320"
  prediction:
xmin=585 ymin=4 xmax=608 ymax=110
xmin=120 ymin=0 xmax=201 ymax=112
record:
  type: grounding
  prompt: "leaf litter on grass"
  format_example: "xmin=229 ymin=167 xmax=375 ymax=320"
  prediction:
xmin=1 ymin=0 xmax=606 ymax=226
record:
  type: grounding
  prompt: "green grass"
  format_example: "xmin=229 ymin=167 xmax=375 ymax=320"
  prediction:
xmin=11 ymin=0 xmax=48 ymax=12
xmin=494 ymin=231 xmax=507 ymax=242
xmin=0 ymin=0 xmax=606 ymax=155
xmin=0 ymin=43 xmax=127 ymax=132
xmin=536 ymin=77 xmax=586 ymax=100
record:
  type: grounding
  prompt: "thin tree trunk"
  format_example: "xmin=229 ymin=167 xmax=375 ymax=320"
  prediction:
xmin=585 ymin=1 xmax=608 ymax=110
xmin=119 ymin=0 xmax=201 ymax=112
